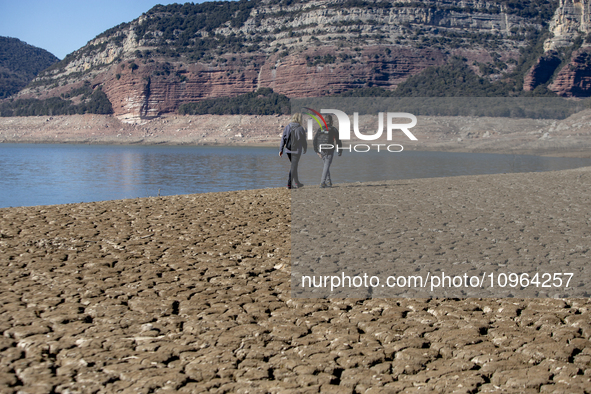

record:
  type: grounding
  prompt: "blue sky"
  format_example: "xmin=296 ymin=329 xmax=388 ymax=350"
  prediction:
xmin=0 ymin=0 xmax=209 ymax=60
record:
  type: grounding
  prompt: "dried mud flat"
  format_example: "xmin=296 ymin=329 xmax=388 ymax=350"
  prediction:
xmin=1 ymin=172 xmax=591 ymax=393
xmin=291 ymin=167 xmax=591 ymax=299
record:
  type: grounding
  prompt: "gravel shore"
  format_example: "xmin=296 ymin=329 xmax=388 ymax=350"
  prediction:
xmin=1 ymin=168 xmax=591 ymax=393
xmin=2 ymin=111 xmax=591 ymax=158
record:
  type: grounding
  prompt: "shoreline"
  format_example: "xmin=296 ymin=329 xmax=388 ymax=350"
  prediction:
xmin=3 ymin=137 xmax=591 ymax=160
xmin=1 ymin=111 xmax=591 ymax=158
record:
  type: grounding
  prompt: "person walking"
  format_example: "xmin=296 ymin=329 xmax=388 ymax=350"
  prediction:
xmin=279 ymin=113 xmax=307 ymax=189
xmin=313 ymin=114 xmax=342 ymax=188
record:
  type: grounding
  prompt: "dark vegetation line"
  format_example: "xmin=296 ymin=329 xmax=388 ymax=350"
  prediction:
xmin=0 ymin=83 xmax=113 ymax=117
xmin=178 ymin=88 xmax=290 ymax=115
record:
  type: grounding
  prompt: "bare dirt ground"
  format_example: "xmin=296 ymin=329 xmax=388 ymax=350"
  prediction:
xmin=1 ymin=110 xmax=591 ymax=158
xmin=0 ymin=114 xmax=285 ymax=147
xmin=1 ymin=169 xmax=591 ymax=393
xmin=291 ymin=167 xmax=591 ymax=299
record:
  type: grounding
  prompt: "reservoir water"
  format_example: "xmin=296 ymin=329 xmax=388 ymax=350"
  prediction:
xmin=1 ymin=143 xmax=591 ymax=208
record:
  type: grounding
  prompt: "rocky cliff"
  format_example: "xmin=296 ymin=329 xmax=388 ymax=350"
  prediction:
xmin=548 ymin=46 xmax=591 ymax=95
xmin=15 ymin=0 xmax=578 ymax=119
xmin=524 ymin=0 xmax=591 ymax=95
xmin=545 ymin=0 xmax=590 ymax=51
xmin=523 ymin=51 xmax=562 ymax=91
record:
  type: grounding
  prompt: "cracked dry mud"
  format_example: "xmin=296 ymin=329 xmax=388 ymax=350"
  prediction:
xmin=291 ymin=167 xmax=591 ymax=299
xmin=1 ymin=171 xmax=591 ymax=393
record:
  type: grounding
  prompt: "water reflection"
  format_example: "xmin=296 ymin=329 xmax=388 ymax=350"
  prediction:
xmin=0 ymin=144 xmax=590 ymax=208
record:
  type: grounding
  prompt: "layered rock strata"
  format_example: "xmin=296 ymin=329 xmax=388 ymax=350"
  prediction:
xmin=533 ymin=0 xmax=591 ymax=94
xmin=549 ymin=47 xmax=591 ymax=96
xmin=545 ymin=0 xmax=591 ymax=51
xmin=18 ymin=0 xmax=545 ymax=119
xmin=523 ymin=51 xmax=562 ymax=91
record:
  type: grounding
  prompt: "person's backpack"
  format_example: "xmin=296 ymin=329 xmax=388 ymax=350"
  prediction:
xmin=286 ymin=124 xmax=293 ymax=151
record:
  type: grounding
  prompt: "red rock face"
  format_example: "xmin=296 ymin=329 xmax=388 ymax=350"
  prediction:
xmin=549 ymin=48 xmax=591 ymax=97
xmin=523 ymin=51 xmax=562 ymax=91
xmin=93 ymin=46 xmax=447 ymax=117
xmin=97 ymin=59 xmax=265 ymax=118
xmin=259 ymin=46 xmax=446 ymax=97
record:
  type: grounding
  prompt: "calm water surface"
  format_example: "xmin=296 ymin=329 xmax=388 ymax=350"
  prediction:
xmin=1 ymin=143 xmax=591 ymax=208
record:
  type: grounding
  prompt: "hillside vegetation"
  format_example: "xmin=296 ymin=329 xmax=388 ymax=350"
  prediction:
xmin=178 ymin=88 xmax=290 ymax=115
xmin=9 ymin=0 xmax=591 ymax=118
xmin=0 ymin=83 xmax=112 ymax=116
xmin=0 ymin=36 xmax=59 ymax=99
